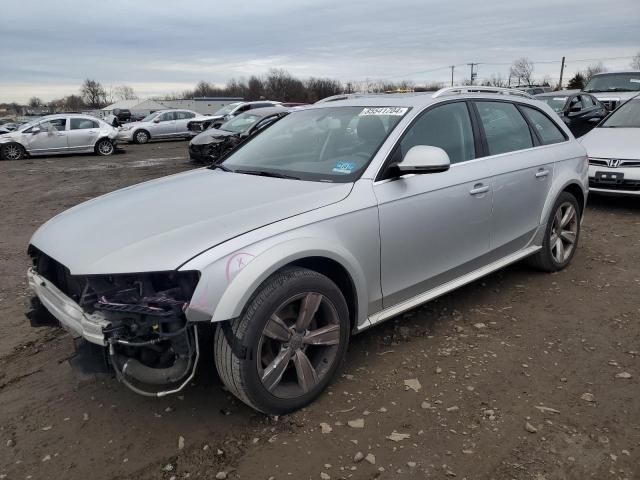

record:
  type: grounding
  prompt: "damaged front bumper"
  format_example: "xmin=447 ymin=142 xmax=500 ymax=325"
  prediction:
xmin=27 ymin=267 xmax=109 ymax=345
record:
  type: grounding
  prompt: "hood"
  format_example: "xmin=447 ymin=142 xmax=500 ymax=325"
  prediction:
xmin=191 ymin=128 xmax=235 ymax=145
xmin=579 ymin=128 xmax=640 ymax=160
xmin=30 ymin=169 xmax=353 ymax=274
xmin=0 ymin=131 xmax=19 ymax=142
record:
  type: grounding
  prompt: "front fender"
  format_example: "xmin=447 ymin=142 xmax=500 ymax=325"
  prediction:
xmin=185 ymin=237 xmax=370 ymax=328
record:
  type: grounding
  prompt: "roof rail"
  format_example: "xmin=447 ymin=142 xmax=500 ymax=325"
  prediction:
xmin=432 ymin=86 xmax=534 ymax=99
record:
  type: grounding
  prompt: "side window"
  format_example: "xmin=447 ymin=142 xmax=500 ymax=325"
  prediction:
xmin=582 ymin=95 xmax=595 ymax=107
xmin=160 ymin=112 xmax=175 ymax=121
xmin=569 ymin=96 xmax=582 ymax=111
xmin=475 ymin=101 xmax=533 ymax=155
xmin=39 ymin=118 xmax=67 ymax=132
xmin=520 ymin=106 xmax=566 ymax=145
xmin=70 ymin=118 xmax=99 ymax=130
xmin=175 ymin=111 xmax=195 ymax=120
xmin=399 ymin=102 xmax=475 ymax=164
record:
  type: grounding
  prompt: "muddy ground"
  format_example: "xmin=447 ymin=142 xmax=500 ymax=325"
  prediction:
xmin=0 ymin=142 xmax=638 ymax=480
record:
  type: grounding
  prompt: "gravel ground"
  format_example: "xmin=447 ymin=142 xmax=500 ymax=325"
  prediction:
xmin=0 ymin=142 xmax=638 ymax=480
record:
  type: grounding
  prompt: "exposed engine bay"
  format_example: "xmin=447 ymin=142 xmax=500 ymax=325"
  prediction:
xmin=29 ymin=247 xmax=201 ymax=396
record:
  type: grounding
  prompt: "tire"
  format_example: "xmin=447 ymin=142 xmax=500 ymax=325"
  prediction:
xmin=528 ymin=191 xmax=581 ymax=272
xmin=1 ymin=143 xmax=26 ymax=160
xmin=133 ymin=130 xmax=150 ymax=144
xmin=214 ymin=267 xmax=350 ymax=414
xmin=95 ymin=138 xmax=115 ymax=156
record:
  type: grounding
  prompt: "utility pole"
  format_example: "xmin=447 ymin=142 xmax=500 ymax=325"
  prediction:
xmin=449 ymin=65 xmax=455 ymax=86
xmin=467 ymin=63 xmax=478 ymax=85
xmin=558 ymin=56 xmax=566 ymax=91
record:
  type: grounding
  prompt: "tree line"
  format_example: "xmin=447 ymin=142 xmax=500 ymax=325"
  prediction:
xmin=3 ymin=51 xmax=639 ymax=114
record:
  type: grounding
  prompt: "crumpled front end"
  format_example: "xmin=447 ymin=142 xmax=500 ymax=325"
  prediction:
xmin=27 ymin=246 xmax=201 ymax=397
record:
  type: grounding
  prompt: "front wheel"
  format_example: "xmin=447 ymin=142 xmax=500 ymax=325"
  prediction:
xmin=1 ymin=143 xmax=26 ymax=160
xmin=95 ymin=138 xmax=115 ymax=156
xmin=133 ymin=130 xmax=150 ymax=144
xmin=528 ymin=191 xmax=581 ymax=272
xmin=214 ymin=267 xmax=350 ymax=414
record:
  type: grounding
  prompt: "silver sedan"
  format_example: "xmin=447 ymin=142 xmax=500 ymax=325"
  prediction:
xmin=27 ymin=87 xmax=588 ymax=413
xmin=580 ymin=95 xmax=640 ymax=196
xmin=0 ymin=114 xmax=118 ymax=160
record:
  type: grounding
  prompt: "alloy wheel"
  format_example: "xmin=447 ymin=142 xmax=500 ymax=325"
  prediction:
xmin=257 ymin=292 xmax=341 ymax=399
xmin=136 ymin=131 xmax=149 ymax=143
xmin=97 ymin=140 xmax=114 ymax=155
xmin=4 ymin=144 xmax=23 ymax=160
xmin=550 ymin=201 xmax=578 ymax=264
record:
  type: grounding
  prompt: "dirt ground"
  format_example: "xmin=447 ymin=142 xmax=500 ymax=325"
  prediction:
xmin=0 ymin=142 xmax=638 ymax=480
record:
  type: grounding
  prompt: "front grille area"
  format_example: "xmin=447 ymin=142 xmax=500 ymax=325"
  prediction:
xmin=590 ymin=179 xmax=640 ymax=191
xmin=589 ymin=158 xmax=640 ymax=168
xmin=29 ymin=246 xmax=84 ymax=301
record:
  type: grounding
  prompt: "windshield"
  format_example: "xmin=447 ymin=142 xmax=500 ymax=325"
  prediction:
xmin=584 ymin=73 xmax=640 ymax=93
xmin=17 ymin=118 xmax=42 ymax=131
xmin=600 ymin=99 xmax=640 ymax=128
xmin=141 ymin=112 xmax=160 ymax=122
xmin=214 ymin=103 xmax=242 ymax=116
xmin=220 ymin=112 xmax=265 ymax=133
xmin=539 ymin=96 xmax=568 ymax=112
xmin=217 ymin=106 xmax=409 ymax=182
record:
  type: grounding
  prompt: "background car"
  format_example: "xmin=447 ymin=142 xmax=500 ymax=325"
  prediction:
xmin=189 ymin=106 xmax=288 ymax=163
xmin=513 ymin=85 xmax=553 ymax=95
xmin=0 ymin=114 xmax=118 ymax=160
xmin=187 ymin=100 xmax=281 ymax=133
xmin=580 ymin=95 xmax=640 ymax=196
xmin=112 ymin=108 xmax=132 ymax=123
xmin=535 ymin=90 xmax=607 ymax=137
xmin=117 ymin=109 xmax=204 ymax=144
xmin=583 ymin=70 xmax=640 ymax=111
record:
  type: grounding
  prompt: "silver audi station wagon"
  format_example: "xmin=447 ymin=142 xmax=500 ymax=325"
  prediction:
xmin=27 ymin=87 xmax=588 ymax=413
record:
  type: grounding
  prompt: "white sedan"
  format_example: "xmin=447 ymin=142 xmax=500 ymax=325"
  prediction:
xmin=0 ymin=114 xmax=118 ymax=160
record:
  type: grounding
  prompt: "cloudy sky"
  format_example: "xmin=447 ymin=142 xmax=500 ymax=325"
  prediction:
xmin=1 ymin=0 xmax=638 ymax=103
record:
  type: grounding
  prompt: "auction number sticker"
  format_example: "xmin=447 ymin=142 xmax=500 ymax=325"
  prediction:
xmin=359 ymin=107 xmax=408 ymax=116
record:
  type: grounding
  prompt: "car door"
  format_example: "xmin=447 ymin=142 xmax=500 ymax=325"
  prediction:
xmin=473 ymin=101 xmax=559 ymax=255
xmin=149 ymin=111 xmax=176 ymax=138
xmin=174 ymin=111 xmax=196 ymax=136
xmin=67 ymin=118 xmax=101 ymax=151
xmin=375 ymin=101 xmax=493 ymax=308
xmin=24 ymin=118 xmax=68 ymax=155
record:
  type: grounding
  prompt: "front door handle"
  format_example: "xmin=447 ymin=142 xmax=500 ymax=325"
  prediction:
xmin=535 ymin=169 xmax=550 ymax=178
xmin=469 ymin=183 xmax=490 ymax=195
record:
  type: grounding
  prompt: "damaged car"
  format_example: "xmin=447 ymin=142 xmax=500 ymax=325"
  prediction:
xmin=28 ymin=88 xmax=587 ymax=414
xmin=189 ymin=106 xmax=288 ymax=164
xmin=187 ymin=101 xmax=281 ymax=134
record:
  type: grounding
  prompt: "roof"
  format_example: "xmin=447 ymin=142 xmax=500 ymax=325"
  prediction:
xmin=591 ymin=70 xmax=640 ymax=76
xmin=102 ymin=99 xmax=167 ymax=111
xmin=234 ymin=106 xmax=288 ymax=118
xmin=535 ymin=90 xmax=580 ymax=97
xmin=193 ymin=97 xmax=244 ymax=101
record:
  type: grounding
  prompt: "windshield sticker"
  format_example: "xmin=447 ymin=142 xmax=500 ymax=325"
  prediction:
xmin=359 ymin=107 xmax=408 ymax=116
xmin=630 ymin=79 xmax=640 ymax=83
xmin=332 ymin=161 xmax=356 ymax=174
xmin=553 ymin=97 xmax=567 ymax=101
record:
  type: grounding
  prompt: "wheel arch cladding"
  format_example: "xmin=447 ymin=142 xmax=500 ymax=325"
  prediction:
xmin=563 ymin=182 xmax=585 ymax=216
xmin=208 ymin=240 xmax=367 ymax=330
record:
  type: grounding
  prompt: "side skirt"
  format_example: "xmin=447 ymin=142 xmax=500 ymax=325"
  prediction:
xmin=359 ymin=245 xmax=541 ymax=332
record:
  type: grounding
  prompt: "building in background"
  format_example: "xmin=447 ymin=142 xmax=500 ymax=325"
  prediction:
xmin=100 ymin=99 xmax=168 ymax=118
xmin=159 ymin=97 xmax=244 ymax=114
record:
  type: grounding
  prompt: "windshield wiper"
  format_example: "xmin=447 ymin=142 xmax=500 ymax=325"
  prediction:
xmin=234 ymin=168 xmax=300 ymax=180
xmin=209 ymin=163 xmax=232 ymax=172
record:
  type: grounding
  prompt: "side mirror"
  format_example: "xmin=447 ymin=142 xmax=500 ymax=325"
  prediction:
xmin=31 ymin=126 xmax=41 ymax=134
xmin=153 ymin=118 xmax=161 ymax=123
xmin=396 ymin=145 xmax=451 ymax=174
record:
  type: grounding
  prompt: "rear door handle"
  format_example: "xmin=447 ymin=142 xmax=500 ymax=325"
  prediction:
xmin=469 ymin=183 xmax=490 ymax=195
xmin=535 ymin=169 xmax=550 ymax=178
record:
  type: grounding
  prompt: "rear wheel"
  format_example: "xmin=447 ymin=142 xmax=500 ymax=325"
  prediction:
xmin=95 ymin=138 xmax=115 ymax=156
xmin=1 ymin=143 xmax=25 ymax=160
xmin=528 ymin=191 xmax=580 ymax=272
xmin=214 ymin=267 xmax=350 ymax=414
xmin=133 ymin=130 xmax=150 ymax=144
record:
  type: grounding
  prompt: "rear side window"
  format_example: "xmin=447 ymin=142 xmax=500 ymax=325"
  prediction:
xmin=175 ymin=111 xmax=195 ymax=120
xmin=160 ymin=112 xmax=175 ymax=121
xmin=70 ymin=118 xmax=99 ymax=130
xmin=399 ymin=102 xmax=475 ymax=164
xmin=475 ymin=101 xmax=532 ymax=155
xmin=520 ymin=106 xmax=566 ymax=145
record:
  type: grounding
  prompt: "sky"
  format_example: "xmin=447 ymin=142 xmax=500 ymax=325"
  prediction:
xmin=0 ymin=0 xmax=638 ymax=103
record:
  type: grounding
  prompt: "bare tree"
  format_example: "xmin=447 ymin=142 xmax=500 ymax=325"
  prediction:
xmin=114 ymin=85 xmax=137 ymax=101
xmin=582 ymin=62 xmax=606 ymax=83
xmin=80 ymin=79 xmax=107 ymax=109
xmin=482 ymin=74 xmax=507 ymax=87
xmin=305 ymin=77 xmax=342 ymax=102
xmin=510 ymin=57 xmax=535 ymax=86
xmin=264 ymin=69 xmax=306 ymax=101
xmin=631 ymin=51 xmax=640 ymax=70
xmin=28 ymin=97 xmax=43 ymax=108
